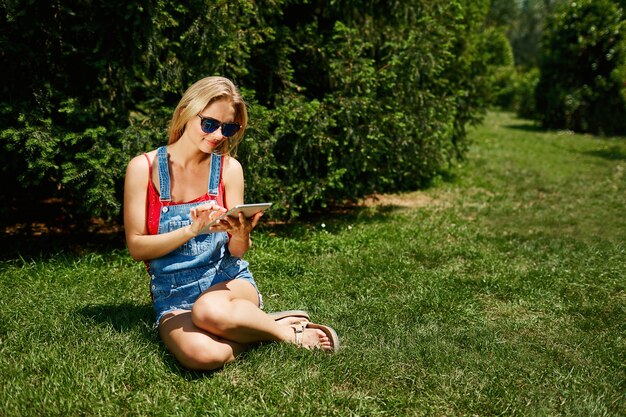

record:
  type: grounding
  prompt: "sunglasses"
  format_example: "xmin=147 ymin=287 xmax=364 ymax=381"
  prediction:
xmin=197 ymin=115 xmax=241 ymax=137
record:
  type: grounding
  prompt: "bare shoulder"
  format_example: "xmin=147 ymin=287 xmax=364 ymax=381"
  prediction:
xmin=125 ymin=150 xmax=157 ymax=190
xmin=221 ymin=155 xmax=244 ymax=193
xmin=126 ymin=150 xmax=156 ymax=174
xmin=222 ymin=155 xmax=243 ymax=177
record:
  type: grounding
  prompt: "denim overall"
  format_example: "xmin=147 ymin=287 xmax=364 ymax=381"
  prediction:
xmin=148 ymin=146 xmax=261 ymax=325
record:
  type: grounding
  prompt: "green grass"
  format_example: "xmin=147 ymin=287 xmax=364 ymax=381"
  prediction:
xmin=1 ymin=112 xmax=625 ymax=416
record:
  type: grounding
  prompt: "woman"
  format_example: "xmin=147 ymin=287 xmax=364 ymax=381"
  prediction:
xmin=124 ymin=76 xmax=339 ymax=371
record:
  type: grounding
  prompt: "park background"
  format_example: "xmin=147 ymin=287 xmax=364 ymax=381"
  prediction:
xmin=1 ymin=0 xmax=625 ymax=416
xmin=2 ymin=0 xmax=625 ymax=225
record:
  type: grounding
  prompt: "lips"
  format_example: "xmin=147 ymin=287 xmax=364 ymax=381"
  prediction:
xmin=205 ymin=138 xmax=220 ymax=147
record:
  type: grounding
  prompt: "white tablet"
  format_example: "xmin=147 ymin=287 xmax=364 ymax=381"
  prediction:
xmin=199 ymin=203 xmax=272 ymax=233
xmin=223 ymin=203 xmax=273 ymax=219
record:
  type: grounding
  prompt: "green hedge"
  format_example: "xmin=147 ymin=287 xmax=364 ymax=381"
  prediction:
xmin=1 ymin=0 xmax=501 ymax=220
xmin=536 ymin=0 xmax=626 ymax=135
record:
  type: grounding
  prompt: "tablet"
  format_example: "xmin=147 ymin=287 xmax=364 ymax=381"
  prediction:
xmin=223 ymin=203 xmax=273 ymax=219
xmin=199 ymin=203 xmax=272 ymax=233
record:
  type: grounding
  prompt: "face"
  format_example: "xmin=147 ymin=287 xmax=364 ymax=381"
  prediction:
xmin=186 ymin=98 xmax=237 ymax=153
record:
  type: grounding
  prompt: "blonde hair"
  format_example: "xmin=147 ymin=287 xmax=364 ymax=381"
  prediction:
xmin=167 ymin=76 xmax=248 ymax=155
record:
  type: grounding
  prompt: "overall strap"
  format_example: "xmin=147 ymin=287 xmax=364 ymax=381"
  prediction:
xmin=156 ymin=146 xmax=171 ymax=202
xmin=208 ymin=153 xmax=222 ymax=197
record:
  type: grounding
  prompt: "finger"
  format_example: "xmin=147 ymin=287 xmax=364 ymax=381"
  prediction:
xmin=203 ymin=202 xmax=218 ymax=210
xmin=238 ymin=212 xmax=249 ymax=226
xmin=208 ymin=208 xmax=226 ymax=217
xmin=197 ymin=203 xmax=225 ymax=213
xmin=208 ymin=222 xmax=229 ymax=232
xmin=249 ymin=211 xmax=263 ymax=228
xmin=216 ymin=214 xmax=235 ymax=229
xmin=194 ymin=205 xmax=212 ymax=214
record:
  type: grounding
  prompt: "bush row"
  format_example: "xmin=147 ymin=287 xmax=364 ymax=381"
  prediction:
xmin=493 ymin=0 xmax=626 ymax=134
xmin=536 ymin=0 xmax=626 ymax=135
xmin=1 ymin=0 xmax=504 ymax=221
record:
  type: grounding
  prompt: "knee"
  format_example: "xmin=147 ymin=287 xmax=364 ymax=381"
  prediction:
xmin=175 ymin=341 xmax=233 ymax=371
xmin=191 ymin=298 xmax=232 ymax=333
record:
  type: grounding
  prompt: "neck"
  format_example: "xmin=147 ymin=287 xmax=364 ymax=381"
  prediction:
xmin=168 ymin=138 xmax=211 ymax=168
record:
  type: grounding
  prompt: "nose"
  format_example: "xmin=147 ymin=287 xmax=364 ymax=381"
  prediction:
xmin=205 ymin=126 xmax=225 ymax=138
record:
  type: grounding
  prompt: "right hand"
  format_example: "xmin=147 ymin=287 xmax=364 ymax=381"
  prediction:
xmin=189 ymin=203 xmax=227 ymax=235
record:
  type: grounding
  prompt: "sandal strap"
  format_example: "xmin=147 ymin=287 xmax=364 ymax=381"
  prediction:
xmin=292 ymin=323 xmax=305 ymax=347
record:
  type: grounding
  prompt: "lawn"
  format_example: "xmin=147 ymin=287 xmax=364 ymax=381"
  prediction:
xmin=1 ymin=112 xmax=624 ymax=416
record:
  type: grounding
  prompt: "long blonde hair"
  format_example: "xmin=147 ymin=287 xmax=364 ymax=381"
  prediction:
xmin=167 ymin=76 xmax=248 ymax=155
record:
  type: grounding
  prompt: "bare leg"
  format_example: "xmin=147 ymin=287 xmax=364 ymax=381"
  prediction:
xmin=158 ymin=310 xmax=246 ymax=371
xmin=191 ymin=280 xmax=332 ymax=349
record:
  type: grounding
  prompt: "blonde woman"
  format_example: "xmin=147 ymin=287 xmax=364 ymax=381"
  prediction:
xmin=124 ymin=76 xmax=338 ymax=370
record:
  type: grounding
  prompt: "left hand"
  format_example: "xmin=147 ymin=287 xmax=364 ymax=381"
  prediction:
xmin=216 ymin=211 xmax=264 ymax=241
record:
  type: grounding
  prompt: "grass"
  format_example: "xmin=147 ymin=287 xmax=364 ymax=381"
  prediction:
xmin=1 ymin=111 xmax=625 ymax=416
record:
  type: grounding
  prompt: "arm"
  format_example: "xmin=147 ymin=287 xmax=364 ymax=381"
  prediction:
xmin=220 ymin=157 xmax=262 ymax=258
xmin=123 ymin=154 xmax=223 ymax=261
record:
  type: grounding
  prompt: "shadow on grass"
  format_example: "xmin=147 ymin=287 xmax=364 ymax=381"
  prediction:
xmin=0 ymin=232 xmax=126 ymax=262
xmin=76 ymin=302 xmax=272 ymax=379
xmin=503 ymin=123 xmax=545 ymax=133
xmin=255 ymin=203 xmax=401 ymax=239
xmin=583 ymin=146 xmax=626 ymax=161
xmin=77 ymin=303 xmax=201 ymax=377
xmin=78 ymin=302 xmax=155 ymax=333
xmin=0 ymin=210 xmax=397 ymax=262
xmin=0 ymin=196 xmax=403 ymax=262
xmin=0 ymin=194 xmax=127 ymax=261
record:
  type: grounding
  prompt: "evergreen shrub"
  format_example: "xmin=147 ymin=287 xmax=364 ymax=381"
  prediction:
xmin=536 ymin=0 xmax=626 ymax=135
xmin=514 ymin=67 xmax=540 ymax=119
xmin=1 ymin=0 xmax=500 ymax=220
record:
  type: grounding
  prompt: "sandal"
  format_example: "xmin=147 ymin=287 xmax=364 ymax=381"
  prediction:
xmin=307 ymin=322 xmax=340 ymax=352
xmin=291 ymin=322 xmax=306 ymax=347
xmin=290 ymin=322 xmax=340 ymax=352
xmin=268 ymin=310 xmax=310 ymax=323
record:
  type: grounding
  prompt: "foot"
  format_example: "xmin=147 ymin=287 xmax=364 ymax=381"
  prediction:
xmin=288 ymin=323 xmax=333 ymax=351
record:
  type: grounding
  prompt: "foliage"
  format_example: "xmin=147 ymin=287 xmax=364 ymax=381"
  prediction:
xmin=491 ymin=66 xmax=541 ymax=121
xmin=512 ymin=67 xmax=541 ymax=119
xmin=536 ymin=0 xmax=626 ymax=135
xmin=486 ymin=0 xmax=573 ymax=119
xmin=484 ymin=30 xmax=516 ymax=110
xmin=1 ymin=0 xmax=502 ymax=220
xmin=440 ymin=0 xmax=494 ymax=158
xmin=487 ymin=0 xmax=568 ymax=69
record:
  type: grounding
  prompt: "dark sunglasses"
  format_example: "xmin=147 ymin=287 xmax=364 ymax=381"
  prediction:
xmin=197 ymin=115 xmax=241 ymax=137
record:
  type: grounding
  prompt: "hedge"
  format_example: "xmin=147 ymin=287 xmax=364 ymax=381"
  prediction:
xmin=1 ymin=0 xmax=503 ymax=221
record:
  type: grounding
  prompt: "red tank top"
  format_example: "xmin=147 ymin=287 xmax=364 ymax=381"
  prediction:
xmin=144 ymin=153 xmax=226 ymax=235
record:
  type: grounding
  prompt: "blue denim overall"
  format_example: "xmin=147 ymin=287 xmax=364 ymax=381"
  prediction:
xmin=148 ymin=146 xmax=261 ymax=325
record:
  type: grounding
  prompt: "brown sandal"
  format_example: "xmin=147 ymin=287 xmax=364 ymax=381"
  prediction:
xmin=290 ymin=322 xmax=340 ymax=352
xmin=307 ymin=322 xmax=340 ymax=352
xmin=268 ymin=310 xmax=310 ymax=323
xmin=291 ymin=322 xmax=306 ymax=347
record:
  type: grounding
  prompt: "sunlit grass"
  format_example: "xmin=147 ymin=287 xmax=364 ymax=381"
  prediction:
xmin=1 ymin=112 xmax=624 ymax=416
